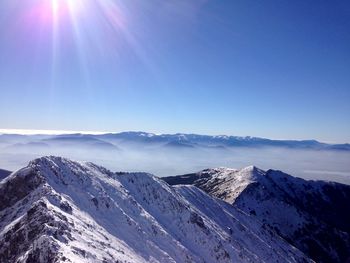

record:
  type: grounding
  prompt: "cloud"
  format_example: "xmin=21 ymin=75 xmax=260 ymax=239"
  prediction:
xmin=0 ymin=129 xmax=106 ymax=135
xmin=303 ymin=170 xmax=350 ymax=177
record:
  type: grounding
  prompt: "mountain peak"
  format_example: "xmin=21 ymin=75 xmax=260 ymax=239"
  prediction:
xmin=242 ymin=165 xmax=258 ymax=172
xmin=0 ymin=156 xmax=312 ymax=263
xmin=240 ymin=165 xmax=264 ymax=177
xmin=163 ymin=166 xmax=350 ymax=263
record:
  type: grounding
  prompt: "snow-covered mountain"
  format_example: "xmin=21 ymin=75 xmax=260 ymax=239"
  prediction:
xmin=1 ymin=132 xmax=350 ymax=151
xmin=163 ymin=167 xmax=350 ymax=263
xmin=81 ymin=132 xmax=350 ymax=150
xmin=0 ymin=156 xmax=312 ymax=263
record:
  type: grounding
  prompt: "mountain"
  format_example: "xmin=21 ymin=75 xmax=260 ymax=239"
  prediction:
xmin=1 ymin=132 xmax=349 ymax=183
xmin=163 ymin=167 xmax=350 ymax=263
xmin=96 ymin=132 xmax=350 ymax=151
xmin=1 ymin=131 xmax=349 ymax=151
xmin=0 ymin=168 xmax=11 ymax=180
xmin=5 ymin=142 xmax=50 ymax=152
xmin=43 ymin=135 xmax=120 ymax=151
xmin=0 ymin=156 xmax=311 ymax=263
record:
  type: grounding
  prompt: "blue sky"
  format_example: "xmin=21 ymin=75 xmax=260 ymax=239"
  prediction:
xmin=0 ymin=0 xmax=349 ymax=143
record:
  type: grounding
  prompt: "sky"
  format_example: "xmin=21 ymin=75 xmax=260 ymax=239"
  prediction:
xmin=0 ymin=0 xmax=349 ymax=143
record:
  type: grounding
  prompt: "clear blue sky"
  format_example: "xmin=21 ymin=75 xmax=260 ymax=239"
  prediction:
xmin=0 ymin=0 xmax=349 ymax=143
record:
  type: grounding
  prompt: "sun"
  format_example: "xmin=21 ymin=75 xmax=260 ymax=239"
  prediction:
xmin=51 ymin=0 xmax=59 ymax=13
xmin=13 ymin=0 xmax=129 ymax=89
xmin=49 ymin=0 xmax=83 ymax=17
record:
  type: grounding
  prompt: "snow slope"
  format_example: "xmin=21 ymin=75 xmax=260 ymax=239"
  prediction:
xmin=163 ymin=166 xmax=350 ymax=263
xmin=0 ymin=156 xmax=312 ymax=263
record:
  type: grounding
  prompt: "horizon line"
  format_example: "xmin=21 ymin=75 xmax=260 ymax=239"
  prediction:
xmin=0 ymin=128 xmax=348 ymax=145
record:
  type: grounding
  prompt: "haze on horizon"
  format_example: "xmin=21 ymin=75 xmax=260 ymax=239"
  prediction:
xmin=0 ymin=128 xmax=349 ymax=145
xmin=0 ymin=131 xmax=349 ymax=186
xmin=0 ymin=1 xmax=349 ymax=143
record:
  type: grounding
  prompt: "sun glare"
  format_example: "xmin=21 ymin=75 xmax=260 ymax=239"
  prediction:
xmin=51 ymin=0 xmax=59 ymax=14
xmin=12 ymin=0 xmax=129 ymax=94
xmin=50 ymin=0 xmax=81 ymax=16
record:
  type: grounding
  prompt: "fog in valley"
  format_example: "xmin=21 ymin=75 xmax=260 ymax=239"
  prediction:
xmin=1 ymin=134 xmax=349 ymax=185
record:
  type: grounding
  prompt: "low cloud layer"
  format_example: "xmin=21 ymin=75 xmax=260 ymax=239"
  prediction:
xmin=0 ymin=133 xmax=349 ymax=185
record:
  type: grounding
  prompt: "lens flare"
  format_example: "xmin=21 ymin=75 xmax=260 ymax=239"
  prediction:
xmin=52 ymin=0 xmax=59 ymax=14
xmin=7 ymin=0 xmax=136 ymax=94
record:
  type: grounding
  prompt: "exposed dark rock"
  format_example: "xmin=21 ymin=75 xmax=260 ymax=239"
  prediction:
xmin=0 ymin=170 xmax=43 ymax=211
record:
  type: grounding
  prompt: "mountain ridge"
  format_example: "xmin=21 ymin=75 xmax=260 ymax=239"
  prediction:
xmin=162 ymin=167 xmax=350 ymax=263
xmin=0 ymin=156 xmax=311 ymax=263
xmin=1 ymin=131 xmax=349 ymax=151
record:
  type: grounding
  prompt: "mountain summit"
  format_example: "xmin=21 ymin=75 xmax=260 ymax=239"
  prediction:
xmin=163 ymin=166 xmax=350 ymax=263
xmin=0 ymin=156 xmax=312 ymax=263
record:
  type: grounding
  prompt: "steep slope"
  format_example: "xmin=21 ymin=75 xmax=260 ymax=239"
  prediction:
xmin=0 ymin=156 xmax=311 ymax=263
xmin=163 ymin=167 xmax=350 ymax=263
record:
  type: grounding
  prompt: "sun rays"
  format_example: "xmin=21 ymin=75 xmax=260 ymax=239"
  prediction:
xmin=12 ymin=0 xmax=130 ymax=86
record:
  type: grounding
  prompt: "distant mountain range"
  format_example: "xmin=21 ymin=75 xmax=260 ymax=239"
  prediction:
xmin=0 ymin=131 xmax=349 ymax=151
xmin=0 ymin=156 xmax=315 ymax=263
xmin=163 ymin=167 xmax=350 ymax=263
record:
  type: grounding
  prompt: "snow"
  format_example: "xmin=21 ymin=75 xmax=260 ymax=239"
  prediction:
xmin=0 ymin=156 xmax=313 ymax=263
xmin=174 ymin=166 xmax=350 ymax=263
